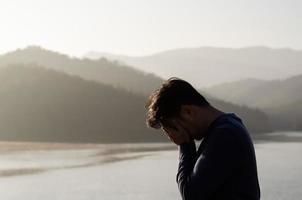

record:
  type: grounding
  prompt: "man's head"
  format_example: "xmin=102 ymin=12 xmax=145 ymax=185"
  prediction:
xmin=145 ymin=77 xmax=212 ymax=140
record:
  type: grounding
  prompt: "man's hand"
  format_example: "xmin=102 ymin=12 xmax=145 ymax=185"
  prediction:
xmin=161 ymin=119 xmax=191 ymax=145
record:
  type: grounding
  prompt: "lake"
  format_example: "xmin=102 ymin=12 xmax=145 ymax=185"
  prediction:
xmin=0 ymin=132 xmax=301 ymax=200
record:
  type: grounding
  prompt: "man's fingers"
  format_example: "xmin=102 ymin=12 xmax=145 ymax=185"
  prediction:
xmin=171 ymin=119 xmax=186 ymax=135
xmin=161 ymin=120 xmax=190 ymax=145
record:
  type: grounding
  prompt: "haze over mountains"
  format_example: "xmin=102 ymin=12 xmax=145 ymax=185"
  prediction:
xmin=85 ymin=46 xmax=302 ymax=87
xmin=203 ymin=76 xmax=302 ymax=109
xmin=0 ymin=46 xmax=162 ymax=95
xmin=86 ymin=46 xmax=302 ymax=131
xmin=203 ymin=76 xmax=302 ymax=130
xmin=0 ymin=46 xmax=274 ymax=143
xmin=0 ymin=65 xmax=162 ymax=143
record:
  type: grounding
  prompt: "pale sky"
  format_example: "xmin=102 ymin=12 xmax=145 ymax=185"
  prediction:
xmin=0 ymin=0 xmax=301 ymax=56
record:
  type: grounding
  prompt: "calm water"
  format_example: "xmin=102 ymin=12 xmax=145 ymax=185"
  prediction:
xmin=0 ymin=132 xmax=301 ymax=200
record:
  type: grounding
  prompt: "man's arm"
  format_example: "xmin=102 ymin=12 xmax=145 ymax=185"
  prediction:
xmin=176 ymin=128 xmax=243 ymax=200
xmin=176 ymin=140 xmax=197 ymax=200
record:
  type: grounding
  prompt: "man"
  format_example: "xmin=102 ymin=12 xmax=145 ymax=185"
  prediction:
xmin=145 ymin=77 xmax=261 ymax=200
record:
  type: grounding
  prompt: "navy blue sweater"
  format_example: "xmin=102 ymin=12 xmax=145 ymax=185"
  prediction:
xmin=176 ymin=113 xmax=261 ymax=200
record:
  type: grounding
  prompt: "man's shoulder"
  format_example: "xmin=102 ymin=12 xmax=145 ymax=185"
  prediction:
xmin=212 ymin=113 xmax=249 ymax=135
xmin=208 ymin=113 xmax=253 ymax=147
xmin=216 ymin=113 xmax=246 ymax=130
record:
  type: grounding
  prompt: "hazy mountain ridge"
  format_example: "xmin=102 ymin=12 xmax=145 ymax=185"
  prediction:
xmin=203 ymin=75 xmax=302 ymax=109
xmin=0 ymin=65 xmax=163 ymax=143
xmin=85 ymin=46 xmax=302 ymax=87
xmin=203 ymin=75 xmax=302 ymax=130
xmin=0 ymin=65 xmax=272 ymax=143
xmin=0 ymin=46 xmax=162 ymax=95
xmin=86 ymin=46 xmax=302 ymax=131
xmin=0 ymin=46 xmax=284 ymax=143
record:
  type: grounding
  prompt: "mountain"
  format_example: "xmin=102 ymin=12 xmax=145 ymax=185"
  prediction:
xmin=203 ymin=75 xmax=302 ymax=130
xmin=203 ymin=75 xmax=302 ymax=109
xmin=0 ymin=65 xmax=272 ymax=143
xmin=0 ymin=46 xmax=163 ymax=95
xmin=0 ymin=46 xmax=276 ymax=141
xmin=0 ymin=65 xmax=162 ymax=143
xmin=267 ymin=100 xmax=302 ymax=130
xmin=85 ymin=46 xmax=302 ymax=88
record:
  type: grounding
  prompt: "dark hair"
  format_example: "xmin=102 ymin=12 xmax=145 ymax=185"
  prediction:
xmin=145 ymin=77 xmax=210 ymax=129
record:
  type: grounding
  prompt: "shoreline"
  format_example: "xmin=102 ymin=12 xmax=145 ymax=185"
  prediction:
xmin=0 ymin=142 xmax=176 ymax=178
xmin=0 ymin=130 xmax=301 ymax=153
xmin=0 ymin=132 xmax=301 ymax=178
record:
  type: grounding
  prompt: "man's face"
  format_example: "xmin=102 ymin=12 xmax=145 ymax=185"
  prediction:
xmin=163 ymin=106 xmax=207 ymax=140
xmin=161 ymin=115 xmax=197 ymax=140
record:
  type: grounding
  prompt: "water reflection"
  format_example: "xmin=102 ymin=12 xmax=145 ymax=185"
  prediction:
xmin=0 ymin=132 xmax=301 ymax=200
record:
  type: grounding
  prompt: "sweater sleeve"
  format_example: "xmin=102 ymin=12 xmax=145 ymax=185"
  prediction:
xmin=176 ymin=128 xmax=243 ymax=200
